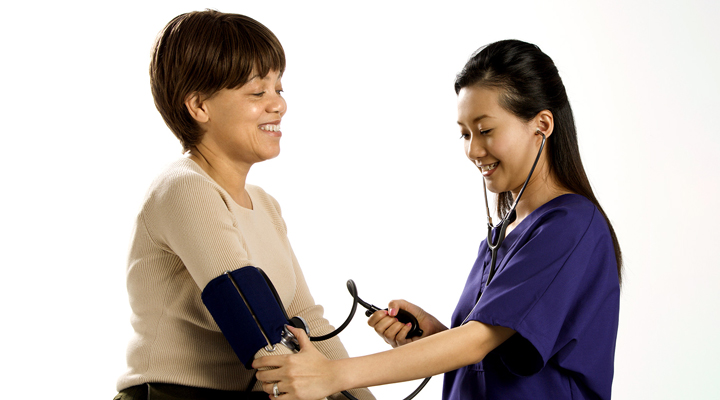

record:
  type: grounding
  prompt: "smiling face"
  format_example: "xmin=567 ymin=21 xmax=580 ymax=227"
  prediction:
xmin=196 ymin=69 xmax=286 ymax=166
xmin=457 ymin=86 xmax=545 ymax=195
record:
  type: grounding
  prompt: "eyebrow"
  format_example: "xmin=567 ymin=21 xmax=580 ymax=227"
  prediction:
xmin=247 ymin=73 xmax=283 ymax=83
xmin=457 ymin=114 xmax=492 ymax=126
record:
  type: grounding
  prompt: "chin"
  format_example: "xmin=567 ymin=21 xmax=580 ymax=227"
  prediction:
xmin=484 ymin=182 xmax=503 ymax=194
xmin=260 ymin=146 xmax=281 ymax=161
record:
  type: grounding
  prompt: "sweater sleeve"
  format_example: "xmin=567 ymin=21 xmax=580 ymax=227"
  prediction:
xmin=142 ymin=170 xmax=254 ymax=289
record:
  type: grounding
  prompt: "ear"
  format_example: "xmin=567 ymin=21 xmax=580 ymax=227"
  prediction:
xmin=533 ymin=110 xmax=554 ymax=138
xmin=184 ymin=92 xmax=209 ymax=123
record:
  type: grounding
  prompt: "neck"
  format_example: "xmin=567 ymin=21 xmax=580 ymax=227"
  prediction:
xmin=188 ymin=145 xmax=253 ymax=209
xmin=508 ymin=165 xmax=569 ymax=229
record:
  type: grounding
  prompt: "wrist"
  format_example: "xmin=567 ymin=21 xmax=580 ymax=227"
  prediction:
xmin=332 ymin=358 xmax=356 ymax=393
xmin=428 ymin=315 xmax=449 ymax=335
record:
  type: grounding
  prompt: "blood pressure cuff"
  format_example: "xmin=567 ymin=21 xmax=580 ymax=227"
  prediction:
xmin=201 ymin=267 xmax=289 ymax=369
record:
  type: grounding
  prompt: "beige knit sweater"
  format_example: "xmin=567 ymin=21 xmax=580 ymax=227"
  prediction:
xmin=117 ymin=157 xmax=373 ymax=399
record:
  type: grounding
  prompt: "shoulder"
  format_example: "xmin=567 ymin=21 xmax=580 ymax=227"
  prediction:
xmin=142 ymin=158 xmax=234 ymax=215
xmin=246 ymin=184 xmax=272 ymax=202
xmin=537 ymin=194 xmax=595 ymax=220
xmin=497 ymin=195 xmax=616 ymax=294
xmin=148 ymin=158 xmax=223 ymax=199
xmin=533 ymin=194 xmax=600 ymax=230
xmin=519 ymin=194 xmax=611 ymax=250
xmin=247 ymin=184 xmax=287 ymax=232
xmin=247 ymin=184 xmax=282 ymax=214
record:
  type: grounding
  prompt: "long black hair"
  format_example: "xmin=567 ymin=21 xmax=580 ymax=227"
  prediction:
xmin=455 ymin=39 xmax=622 ymax=284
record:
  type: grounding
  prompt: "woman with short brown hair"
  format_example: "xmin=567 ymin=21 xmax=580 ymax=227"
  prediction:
xmin=113 ymin=10 xmax=373 ymax=400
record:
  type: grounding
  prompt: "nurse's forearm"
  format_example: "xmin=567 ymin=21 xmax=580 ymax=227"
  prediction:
xmin=334 ymin=321 xmax=514 ymax=391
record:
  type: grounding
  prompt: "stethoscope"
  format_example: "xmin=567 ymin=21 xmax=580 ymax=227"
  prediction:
xmin=260 ymin=130 xmax=546 ymax=399
xmin=482 ymin=130 xmax=546 ymax=287
xmin=262 ymin=273 xmax=430 ymax=400
xmin=314 ymin=131 xmax=546 ymax=398
xmin=324 ymin=280 xmax=430 ymax=400
xmin=458 ymin=129 xmax=547 ymax=330
xmin=332 ymin=130 xmax=546 ymax=398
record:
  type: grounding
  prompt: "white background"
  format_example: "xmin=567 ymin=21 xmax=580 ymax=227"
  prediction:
xmin=1 ymin=1 xmax=718 ymax=399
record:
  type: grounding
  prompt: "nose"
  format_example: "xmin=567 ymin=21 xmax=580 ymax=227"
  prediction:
xmin=465 ymin=132 xmax=486 ymax=162
xmin=267 ymin=92 xmax=287 ymax=116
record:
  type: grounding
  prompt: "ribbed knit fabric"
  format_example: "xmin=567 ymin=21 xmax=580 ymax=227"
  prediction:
xmin=117 ymin=157 xmax=373 ymax=400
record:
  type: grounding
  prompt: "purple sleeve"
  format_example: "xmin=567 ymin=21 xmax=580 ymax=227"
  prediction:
xmin=466 ymin=205 xmax=615 ymax=376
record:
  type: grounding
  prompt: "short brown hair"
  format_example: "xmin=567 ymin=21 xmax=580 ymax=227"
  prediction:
xmin=150 ymin=10 xmax=286 ymax=151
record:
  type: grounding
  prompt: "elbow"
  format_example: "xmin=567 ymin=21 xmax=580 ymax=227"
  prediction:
xmin=463 ymin=321 xmax=516 ymax=364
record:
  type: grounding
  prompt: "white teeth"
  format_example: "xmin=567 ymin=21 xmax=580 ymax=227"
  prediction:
xmin=481 ymin=162 xmax=498 ymax=171
xmin=260 ymin=124 xmax=280 ymax=132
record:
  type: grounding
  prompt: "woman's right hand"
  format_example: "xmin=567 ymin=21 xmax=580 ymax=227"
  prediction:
xmin=367 ymin=300 xmax=448 ymax=348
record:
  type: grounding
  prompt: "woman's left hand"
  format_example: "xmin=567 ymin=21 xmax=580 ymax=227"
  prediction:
xmin=253 ymin=325 xmax=341 ymax=400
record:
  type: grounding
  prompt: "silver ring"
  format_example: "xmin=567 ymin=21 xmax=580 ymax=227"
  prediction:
xmin=273 ymin=382 xmax=280 ymax=398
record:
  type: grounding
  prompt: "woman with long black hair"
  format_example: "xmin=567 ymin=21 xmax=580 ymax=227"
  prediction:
xmin=254 ymin=39 xmax=622 ymax=400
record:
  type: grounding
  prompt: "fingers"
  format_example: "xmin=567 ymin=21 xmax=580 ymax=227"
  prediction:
xmin=366 ymin=299 xmax=442 ymax=347
xmin=286 ymin=325 xmax=311 ymax=350
xmin=394 ymin=322 xmax=415 ymax=346
xmin=262 ymin=381 xmax=284 ymax=399
xmin=388 ymin=299 xmax=424 ymax=320
xmin=259 ymin=377 xmax=315 ymax=400
xmin=252 ymin=356 xmax=284 ymax=372
xmin=367 ymin=309 xmax=388 ymax=327
xmin=367 ymin=308 xmax=413 ymax=348
xmin=254 ymin=346 xmax=335 ymax=400
xmin=253 ymin=354 xmax=293 ymax=389
xmin=386 ymin=299 xmax=449 ymax=337
xmin=367 ymin=310 xmax=394 ymax=340
xmin=369 ymin=311 xmax=396 ymax=334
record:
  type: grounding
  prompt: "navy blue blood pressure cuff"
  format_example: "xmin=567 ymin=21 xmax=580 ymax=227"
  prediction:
xmin=201 ymin=267 xmax=289 ymax=368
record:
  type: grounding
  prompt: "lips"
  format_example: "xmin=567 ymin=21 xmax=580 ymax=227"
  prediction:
xmin=480 ymin=162 xmax=498 ymax=172
xmin=258 ymin=121 xmax=282 ymax=137
xmin=258 ymin=123 xmax=281 ymax=132
xmin=478 ymin=161 xmax=499 ymax=176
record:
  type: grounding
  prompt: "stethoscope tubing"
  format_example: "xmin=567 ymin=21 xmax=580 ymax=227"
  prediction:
xmin=484 ymin=132 xmax=546 ymax=286
xmin=285 ymin=132 xmax=547 ymax=399
xmin=461 ymin=132 xmax=546 ymax=326
xmin=308 ymin=280 xmax=431 ymax=400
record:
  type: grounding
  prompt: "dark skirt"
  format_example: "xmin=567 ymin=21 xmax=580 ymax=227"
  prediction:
xmin=114 ymin=383 xmax=268 ymax=400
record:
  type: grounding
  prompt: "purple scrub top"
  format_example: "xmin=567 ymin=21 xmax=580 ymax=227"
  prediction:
xmin=442 ymin=194 xmax=620 ymax=400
